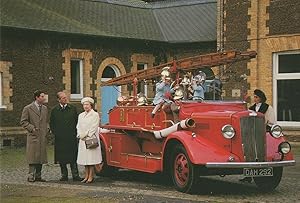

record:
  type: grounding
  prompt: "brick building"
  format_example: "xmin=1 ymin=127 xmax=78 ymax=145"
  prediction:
xmin=0 ymin=0 xmax=217 ymax=143
xmin=217 ymin=0 xmax=300 ymax=130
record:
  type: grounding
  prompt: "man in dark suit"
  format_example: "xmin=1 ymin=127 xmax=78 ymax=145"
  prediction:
xmin=20 ymin=90 xmax=48 ymax=182
xmin=50 ymin=91 xmax=82 ymax=181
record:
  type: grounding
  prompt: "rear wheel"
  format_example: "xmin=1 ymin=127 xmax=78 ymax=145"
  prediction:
xmin=171 ymin=144 xmax=198 ymax=193
xmin=253 ymin=167 xmax=283 ymax=192
xmin=95 ymin=140 xmax=118 ymax=176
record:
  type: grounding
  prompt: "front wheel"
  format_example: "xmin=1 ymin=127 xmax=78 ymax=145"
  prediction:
xmin=171 ymin=144 xmax=198 ymax=193
xmin=253 ymin=167 xmax=283 ymax=192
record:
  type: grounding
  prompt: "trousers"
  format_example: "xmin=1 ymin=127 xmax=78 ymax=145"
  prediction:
xmin=28 ymin=164 xmax=42 ymax=179
xmin=59 ymin=162 xmax=80 ymax=178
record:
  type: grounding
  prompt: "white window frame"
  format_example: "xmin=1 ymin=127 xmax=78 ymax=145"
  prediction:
xmin=273 ymin=50 xmax=300 ymax=127
xmin=137 ymin=63 xmax=148 ymax=96
xmin=70 ymin=59 xmax=83 ymax=100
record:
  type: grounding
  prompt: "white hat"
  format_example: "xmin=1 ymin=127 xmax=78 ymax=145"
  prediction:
xmin=173 ymin=88 xmax=183 ymax=100
xmin=161 ymin=66 xmax=170 ymax=77
xmin=81 ymin=97 xmax=94 ymax=104
xmin=137 ymin=96 xmax=148 ymax=106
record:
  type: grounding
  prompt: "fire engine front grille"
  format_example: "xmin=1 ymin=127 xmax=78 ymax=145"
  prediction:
xmin=240 ymin=117 xmax=266 ymax=162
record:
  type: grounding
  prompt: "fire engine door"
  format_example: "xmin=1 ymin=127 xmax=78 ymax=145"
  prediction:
xmin=109 ymin=135 xmax=121 ymax=164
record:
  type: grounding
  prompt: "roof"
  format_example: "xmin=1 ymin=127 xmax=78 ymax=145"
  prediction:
xmin=0 ymin=0 xmax=217 ymax=43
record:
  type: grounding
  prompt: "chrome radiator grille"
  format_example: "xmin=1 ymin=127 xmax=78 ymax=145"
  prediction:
xmin=240 ymin=117 xmax=266 ymax=162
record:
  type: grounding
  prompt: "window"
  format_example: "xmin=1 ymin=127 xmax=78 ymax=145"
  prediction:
xmin=70 ymin=59 xmax=83 ymax=99
xmin=274 ymin=51 xmax=300 ymax=126
xmin=62 ymin=49 xmax=93 ymax=101
xmin=137 ymin=63 xmax=148 ymax=96
xmin=278 ymin=54 xmax=300 ymax=73
xmin=102 ymin=66 xmax=116 ymax=78
xmin=0 ymin=72 xmax=3 ymax=107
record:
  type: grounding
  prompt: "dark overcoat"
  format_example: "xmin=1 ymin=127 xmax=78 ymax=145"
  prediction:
xmin=20 ymin=102 xmax=48 ymax=164
xmin=50 ymin=104 xmax=78 ymax=164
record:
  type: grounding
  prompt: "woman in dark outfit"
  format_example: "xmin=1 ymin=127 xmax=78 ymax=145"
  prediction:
xmin=249 ymin=89 xmax=275 ymax=126
xmin=240 ymin=89 xmax=275 ymax=183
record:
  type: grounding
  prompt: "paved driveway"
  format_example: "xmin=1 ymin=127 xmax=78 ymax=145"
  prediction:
xmin=1 ymin=144 xmax=300 ymax=202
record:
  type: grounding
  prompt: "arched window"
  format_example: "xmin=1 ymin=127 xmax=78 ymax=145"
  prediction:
xmin=102 ymin=66 xmax=116 ymax=78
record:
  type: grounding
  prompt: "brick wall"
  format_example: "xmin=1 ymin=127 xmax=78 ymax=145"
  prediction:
xmin=0 ymin=27 xmax=215 ymax=127
xmin=221 ymin=0 xmax=300 ymax=131
xmin=222 ymin=0 xmax=251 ymax=99
xmin=268 ymin=0 xmax=300 ymax=35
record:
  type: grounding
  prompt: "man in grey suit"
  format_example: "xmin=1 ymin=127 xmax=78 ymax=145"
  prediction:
xmin=20 ymin=90 xmax=48 ymax=182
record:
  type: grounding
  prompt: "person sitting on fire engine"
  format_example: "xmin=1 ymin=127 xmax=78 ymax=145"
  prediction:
xmin=180 ymin=72 xmax=193 ymax=100
xmin=170 ymin=85 xmax=184 ymax=123
xmin=151 ymin=66 xmax=174 ymax=118
xmin=240 ymin=89 xmax=275 ymax=183
xmin=192 ymin=71 xmax=206 ymax=100
xmin=249 ymin=89 xmax=275 ymax=126
xmin=169 ymin=73 xmax=193 ymax=122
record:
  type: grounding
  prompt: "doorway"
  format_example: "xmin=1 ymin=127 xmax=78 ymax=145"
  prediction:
xmin=101 ymin=65 xmax=121 ymax=124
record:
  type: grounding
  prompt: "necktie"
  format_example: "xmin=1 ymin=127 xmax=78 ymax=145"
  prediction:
xmin=39 ymin=105 xmax=42 ymax=113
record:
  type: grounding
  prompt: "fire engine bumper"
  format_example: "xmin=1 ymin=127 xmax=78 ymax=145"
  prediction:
xmin=205 ymin=160 xmax=296 ymax=168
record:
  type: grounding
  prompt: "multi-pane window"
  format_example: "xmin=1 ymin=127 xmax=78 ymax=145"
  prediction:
xmin=274 ymin=51 xmax=300 ymax=125
xmin=137 ymin=63 xmax=147 ymax=96
xmin=70 ymin=59 xmax=83 ymax=99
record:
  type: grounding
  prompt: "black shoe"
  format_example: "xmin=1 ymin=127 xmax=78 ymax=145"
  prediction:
xmin=60 ymin=177 xmax=68 ymax=181
xmin=27 ymin=177 xmax=35 ymax=182
xmin=81 ymin=178 xmax=88 ymax=183
xmin=35 ymin=178 xmax=46 ymax=182
xmin=239 ymin=177 xmax=252 ymax=183
xmin=72 ymin=176 xmax=83 ymax=181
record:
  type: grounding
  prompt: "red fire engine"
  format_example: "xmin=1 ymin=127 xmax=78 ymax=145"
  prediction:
xmin=98 ymin=50 xmax=295 ymax=193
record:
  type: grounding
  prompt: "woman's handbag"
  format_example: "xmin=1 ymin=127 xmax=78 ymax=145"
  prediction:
xmin=85 ymin=135 xmax=99 ymax=149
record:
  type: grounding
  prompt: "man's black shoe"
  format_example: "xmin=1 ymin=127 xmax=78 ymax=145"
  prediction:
xmin=73 ymin=176 xmax=83 ymax=181
xmin=59 ymin=177 xmax=68 ymax=181
xmin=27 ymin=177 xmax=35 ymax=182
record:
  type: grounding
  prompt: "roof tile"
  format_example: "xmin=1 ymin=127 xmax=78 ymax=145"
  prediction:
xmin=0 ymin=0 xmax=216 ymax=43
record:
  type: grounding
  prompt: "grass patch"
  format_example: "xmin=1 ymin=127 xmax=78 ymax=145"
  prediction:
xmin=0 ymin=145 xmax=54 ymax=169
xmin=1 ymin=196 xmax=116 ymax=203
xmin=1 ymin=183 xmax=117 ymax=203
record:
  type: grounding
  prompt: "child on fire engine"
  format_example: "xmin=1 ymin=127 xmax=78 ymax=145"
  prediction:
xmin=151 ymin=66 xmax=175 ymax=118
xmin=192 ymin=71 xmax=206 ymax=100
xmin=170 ymin=72 xmax=193 ymax=122
xmin=170 ymin=85 xmax=184 ymax=123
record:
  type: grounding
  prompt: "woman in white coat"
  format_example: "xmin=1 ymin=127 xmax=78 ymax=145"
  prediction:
xmin=77 ymin=97 xmax=102 ymax=183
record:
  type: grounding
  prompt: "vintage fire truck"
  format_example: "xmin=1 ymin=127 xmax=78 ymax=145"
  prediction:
xmin=98 ymin=51 xmax=295 ymax=193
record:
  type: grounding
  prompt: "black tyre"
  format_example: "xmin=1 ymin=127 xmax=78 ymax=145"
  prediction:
xmin=95 ymin=140 xmax=118 ymax=176
xmin=253 ymin=167 xmax=283 ymax=192
xmin=171 ymin=144 xmax=198 ymax=193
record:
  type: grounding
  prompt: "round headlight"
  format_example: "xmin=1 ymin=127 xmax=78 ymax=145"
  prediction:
xmin=270 ymin=125 xmax=282 ymax=138
xmin=221 ymin=124 xmax=235 ymax=139
xmin=279 ymin=142 xmax=291 ymax=154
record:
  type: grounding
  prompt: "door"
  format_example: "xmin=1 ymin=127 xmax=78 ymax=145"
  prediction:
xmin=101 ymin=65 xmax=120 ymax=124
xmin=101 ymin=84 xmax=118 ymax=124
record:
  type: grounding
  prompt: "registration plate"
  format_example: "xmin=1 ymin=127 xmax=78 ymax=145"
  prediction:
xmin=243 ymin=167 xmax=273 ymax=177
